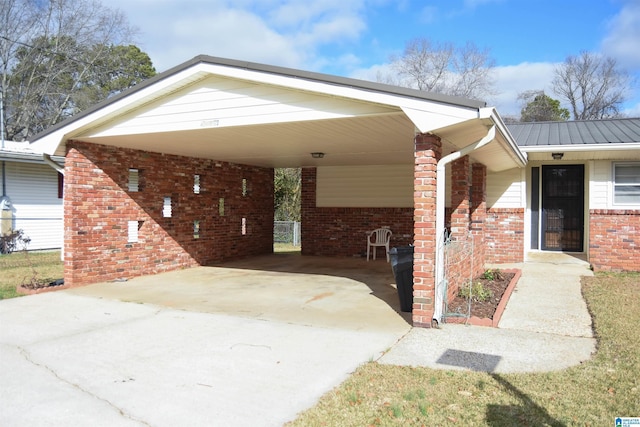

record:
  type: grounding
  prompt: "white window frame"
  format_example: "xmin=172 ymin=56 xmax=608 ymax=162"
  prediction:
xmin=128 ymin=169 xmax=139 ymax=192
xmin=612 ymin=162 xmax=640 ymax=206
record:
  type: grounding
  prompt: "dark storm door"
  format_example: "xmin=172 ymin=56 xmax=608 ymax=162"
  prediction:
xmin=541 ymin=165 xmax=584 ymax=252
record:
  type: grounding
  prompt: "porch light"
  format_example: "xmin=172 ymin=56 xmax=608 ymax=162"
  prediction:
xmin=310 ymin=152 xmax=325 ymax=159
xmin=552 ymin=152 xmax=564 ymax=160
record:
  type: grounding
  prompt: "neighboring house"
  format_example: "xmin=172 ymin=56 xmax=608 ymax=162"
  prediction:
xmin=0 ymin=140 xmax=65 ymax=251
xmin=27 ymin=55 xmax=639 ymax=328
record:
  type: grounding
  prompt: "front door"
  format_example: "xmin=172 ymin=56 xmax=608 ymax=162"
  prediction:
xmin=541 ymin=165 xmax=584 ymax=252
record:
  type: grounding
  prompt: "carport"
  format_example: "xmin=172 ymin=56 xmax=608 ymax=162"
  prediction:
xmin=29 ymin=55 xmax=525 ymax=327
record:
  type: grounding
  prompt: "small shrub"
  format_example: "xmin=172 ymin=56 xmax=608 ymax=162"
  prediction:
xmin=0 ymin=229 xmax=30 ymax=254
xmin=482 ymin=268 xmax=505 ymax=281
xmin=458 ymin=282 xmax=493 ymax=302
xmin=482 ymin=269 xmax=495 ymax=281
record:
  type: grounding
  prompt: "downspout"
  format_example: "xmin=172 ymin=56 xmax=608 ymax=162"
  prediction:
xmin=43 ymin=154 xmax=64 ymax=175
xmin=42 ymin=154 xmax=65 ymax=261
xmin=1 ymin=88 xmax=6 ymax=197
xmin=433 ymin=124 xmax=496 ymax=325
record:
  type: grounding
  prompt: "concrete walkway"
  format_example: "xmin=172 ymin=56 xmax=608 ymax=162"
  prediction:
xmin=379 ymin=252 xmax=597 ymax=373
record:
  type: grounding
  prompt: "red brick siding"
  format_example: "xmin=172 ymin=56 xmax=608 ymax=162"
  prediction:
xmin=484 ymin=208 xmax=525 ymax=263
xmin=589 ymin=209 xmax=640 ymax=272
xmin=300 ymin=167 xmax=413 ymax=257
xmin=64 ymin=141 xmax=274 ymax=287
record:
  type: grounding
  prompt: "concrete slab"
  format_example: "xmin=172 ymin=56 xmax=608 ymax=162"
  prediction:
xmin=0 ymin=254 xmax=411 ymax=426
xmin=0 ymin=292 xmax=408 ymax=427
xmin=378 ymin=324 xmax=595 ymax=373
xmin=65 ymin=253 xmax=412 ymax=333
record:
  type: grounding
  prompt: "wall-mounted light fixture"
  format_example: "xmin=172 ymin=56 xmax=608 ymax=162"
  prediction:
xmin=310 ymin=152 xmax=325 ymax=159
xmin=552 ymin=152 xmax=564 ymax=160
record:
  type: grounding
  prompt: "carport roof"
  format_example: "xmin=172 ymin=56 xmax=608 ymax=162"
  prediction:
xmin=29 ymin=55 xmax=525 ymax=171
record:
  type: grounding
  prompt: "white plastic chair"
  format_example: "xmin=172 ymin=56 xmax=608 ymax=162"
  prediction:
xmin=367 ymin=228 xmax=392 ymax=261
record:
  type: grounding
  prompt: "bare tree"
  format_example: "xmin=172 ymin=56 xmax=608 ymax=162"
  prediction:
xmin=382 ymin=38 xmax=496 ymax=100
xmin=552 ymin=51 xmax=632 ymax=120
xmin=1 ymin=0 xmax=150 ymax=141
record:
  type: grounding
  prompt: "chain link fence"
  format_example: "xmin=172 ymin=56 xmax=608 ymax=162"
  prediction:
xmin=273 ymin=221 xmax=301 ymax=246
xmin=439 ymin=231 xmax=475 ymax=323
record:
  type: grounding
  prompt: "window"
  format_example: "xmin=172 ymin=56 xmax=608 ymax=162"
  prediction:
xmin=194 ymin=175 xmax=200 ymax=194
xmin=127 ymin=221 xmax=139 ymax=243
xmin=128 ymin=169 xmax=139 ymax=192
xmin=193 ymin=220 xmax=200 ymax=239
xmin=163 ymin=197 xmax=172 ymax=217
xmin=58 ymin=173 xmax=64 ymax=199
xmin=614 ymin=163 xmax=640 ymax=205
xmin=242 ymin=178 xmax=247 ymax=196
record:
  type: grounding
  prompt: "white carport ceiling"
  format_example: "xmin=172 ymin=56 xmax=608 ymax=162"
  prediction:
xmin=79 ymin=113 xmax=417 ymax=168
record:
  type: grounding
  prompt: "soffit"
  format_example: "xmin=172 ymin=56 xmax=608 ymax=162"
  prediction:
xmin=79 ymin=113 xmax=418 ymax=168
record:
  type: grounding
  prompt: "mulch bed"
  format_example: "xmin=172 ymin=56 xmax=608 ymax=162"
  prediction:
xmin=17 ymin=279 xmax=67 ymax=295
xmin=446 ymin=270 xmax=516 ymax=320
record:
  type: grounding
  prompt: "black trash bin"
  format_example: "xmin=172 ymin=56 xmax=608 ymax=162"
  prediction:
xmin=389 ymin=245 xmax=414 ymax=312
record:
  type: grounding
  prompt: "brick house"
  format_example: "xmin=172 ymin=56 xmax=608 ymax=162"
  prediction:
xmin=29 ymin=56 xmax=639 ymax=328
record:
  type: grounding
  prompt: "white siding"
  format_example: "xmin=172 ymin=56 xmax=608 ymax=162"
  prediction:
xmin=486 ymin=167 xmax=524 ymax=208
xmin=317 ymin=165 xmax=413 ymax=207
xmin=4 ymin=162 xmax=63 ymax=250
xmin=590 ymin=160 xmax=611 ymax=209
xmin=89 ymin=75 xmax=398 ymax=137
xmin=590 ymin=159 xmax=640 ymax=209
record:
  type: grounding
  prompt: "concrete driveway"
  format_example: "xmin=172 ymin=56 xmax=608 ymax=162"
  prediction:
xmin=0 ymin=254 xmax=411 ymax=426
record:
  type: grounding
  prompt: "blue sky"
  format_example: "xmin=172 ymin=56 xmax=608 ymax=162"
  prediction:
xmin=108 ymin=0 xmax=640 ymax=118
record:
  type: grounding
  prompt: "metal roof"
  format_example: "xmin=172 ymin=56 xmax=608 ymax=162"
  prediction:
xmin=507 ymin=118 xmax=640 ymax=147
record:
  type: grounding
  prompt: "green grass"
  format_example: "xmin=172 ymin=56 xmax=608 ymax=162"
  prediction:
xmin=289 ymin=272 xmax=640 ymax=426
xmin=274 ymin=242 xmax=301 ymax=253
xmin=0 ymin=251 xmax=63 ymax=299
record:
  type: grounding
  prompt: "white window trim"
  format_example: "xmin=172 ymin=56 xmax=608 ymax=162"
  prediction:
xmin=612 ymin=161 xmax=640 ymax=208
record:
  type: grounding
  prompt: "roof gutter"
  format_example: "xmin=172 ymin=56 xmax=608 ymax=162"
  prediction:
xmin=520 ymin=143 xmax=640 ymax=152
xmin=43 ymin=154 xmax=64 ymax=175
xmin=433 ymin=124 xmax=496 ymax=325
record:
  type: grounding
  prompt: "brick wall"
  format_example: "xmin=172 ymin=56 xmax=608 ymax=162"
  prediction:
xmin=300 ymin=167 xmax=413 ymax=257
xmin=484 ymin=208 xmax=525 ymax=263
xmin=64 ymin=141 xmax=274 ymax=287
xmin=589 ymin=209 xmax=640 ymax=272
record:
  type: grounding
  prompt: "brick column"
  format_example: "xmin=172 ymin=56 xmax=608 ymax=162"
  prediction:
xmin=413 ymin=133 xmax=441 ymax=327
xmin=300 ymin=167 xmax=317 ymax=256
xmin=471 ymin=163 xmax=487 ymax=277
xmin=450 ymin=156 xmax=471 ymax=237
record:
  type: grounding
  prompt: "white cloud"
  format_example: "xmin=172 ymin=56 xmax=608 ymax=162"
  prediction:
xmin=601 ymin=0 xmax=640 ymax=70
xmin=109 ymin=0 xmax=372 ymax=72
xmin=487 ymin=62 xmax=558 ymax=117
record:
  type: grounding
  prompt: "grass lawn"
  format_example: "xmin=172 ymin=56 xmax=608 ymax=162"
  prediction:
xmin=289 ymin=272 xmax=640 ymax=426
xmin=0 ymin=251 xmax=63 ymax=299
xmin=274 ymin=243 xmax=301 ymax=253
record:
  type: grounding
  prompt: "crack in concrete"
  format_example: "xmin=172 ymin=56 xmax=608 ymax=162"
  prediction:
xmin=17 ymin=346 xmax=151 ymax=426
